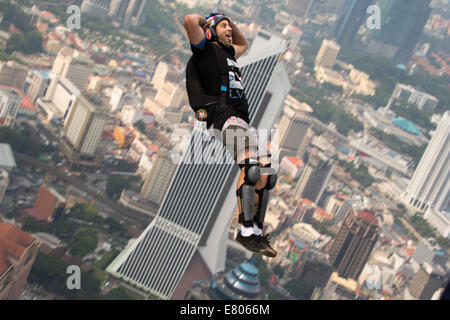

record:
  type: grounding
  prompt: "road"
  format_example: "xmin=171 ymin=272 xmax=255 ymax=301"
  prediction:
xmin=13 ymin=152 xmax=152 ymax=226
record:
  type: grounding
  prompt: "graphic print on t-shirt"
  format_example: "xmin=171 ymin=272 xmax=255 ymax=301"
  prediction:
xmin=227 ymin=58 xmax=245 ymax=100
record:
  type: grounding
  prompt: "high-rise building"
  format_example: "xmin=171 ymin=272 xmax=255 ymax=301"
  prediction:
xmin=110 ymin=0 xmax=147 ymax=27
xmin=0 ymin=87 xmax=22 ymax=123
xmin=0 ymin=169 xmax=8 ymax=205
xmin=81 ymin=0 xmax=111 ymax=22
xmin=184 ymin=262 xmax=266 ymax=300
xmin=0 ymin=61 xmax=28 ymax=90
xmin=37 ymin=75 xmax=81 ymax=122
xmin=332 ymin=0 xmax=372 ymax=48
xmin=27 ymin=70 xmax=51 ymax=104
xmin=0 ymin=223 xmax=40 ymax=300
xmin=107 ymin=30 xmax=291 ymax=299
xmin=60 ymin=95 xmax=108 ymax=171
xmin=409 ymin=263 xmax=446 ymax=300
xmin=366 ymin=0 xmax=432 ymax=63
xmin=151 ymin=61 xmax=183 ymax=92
xmin=140 ymin=148 xmax=178 ymax=207
xmin=51 ymin=47 xmax=94 ymax=91
xmin=301 ymin=159 xmax=335 ymax=204
xmin=329 ymin=209 xmax=379 ymax=280
xmin=401 ymin=111 xmax=449 ymax=213
xmin=314 ymin=39 xmax=341 ymax=68
xmin=279 ymin=95 xmax=313 ymax=159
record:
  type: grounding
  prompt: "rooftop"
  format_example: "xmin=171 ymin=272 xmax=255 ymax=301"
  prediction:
xmin=0 ymin=223 xmax=35 ymax=275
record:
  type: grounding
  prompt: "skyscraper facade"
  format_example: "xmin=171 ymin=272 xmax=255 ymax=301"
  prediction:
xmin=51 ymin=47 xmax=94 ymax=92
xmin=366 ymin=0 xmax=432 ymax=63
xmin=402 ymin=111 xmax=450 ymax=213
xmin=140 ymin=148 xmax=178 ymax=207
xmin=301 ymin=159 xmax=335 ymax=204
xmin=408 ymin=263 xmax=446 ymax=300
xmin=107 ymin=30 xmax=291 ymax=299
xmin=332 ymin=0 xmax=372 ymax=48
xmin=314 ymin=39 xmax=341 ymax=68
xmin=329 ymin=210 xmax=379 ymax=280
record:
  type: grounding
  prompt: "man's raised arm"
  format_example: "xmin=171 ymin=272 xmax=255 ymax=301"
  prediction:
xmin=184 ymin=14 xmax=206 ymax=46
xmin=229 ymin=18 xmax=248 ymax=59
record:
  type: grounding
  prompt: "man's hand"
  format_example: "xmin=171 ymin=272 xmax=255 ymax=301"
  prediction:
xmin=228 ymin=17 xmax=248 ymax=59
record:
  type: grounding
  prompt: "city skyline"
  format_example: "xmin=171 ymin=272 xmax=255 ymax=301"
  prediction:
xmin=0 ymin=0 xmax=448 ymax=302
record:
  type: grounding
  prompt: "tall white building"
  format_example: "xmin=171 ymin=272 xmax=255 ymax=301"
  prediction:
xmin=140 ymin=148 xmax=178 ymax=206
xmin=37 ymin=75 xmax=81 ymax=122
xmin=0 ymin=87 xmax=22 ymax=121
xmin=0 ymin=169 xmax=8 ymax=205
xmin=51 ymin=47 xmax=93 ymax=92
xmin=107 ymin=30 xmax=291 ymax=299
xmin=315 ymin=39 xmax=341 ymax=68
xmin=402 ymin=111 xmax=449 ymax=214
xmin=63 ymin=96 xmax=108 ymax=156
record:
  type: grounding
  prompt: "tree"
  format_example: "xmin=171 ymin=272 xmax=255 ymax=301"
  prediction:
xmin=133 ymin=120 xmax=146 ymax=134
xmin=69 ymin=229 xmax=98 ymax=257
xmin=284 ymin=279 xmax=309 ymax=299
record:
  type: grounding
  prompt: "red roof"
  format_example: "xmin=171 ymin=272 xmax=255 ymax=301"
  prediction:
xmin=21 ymin=96 xmax=37 ymax=111
xmin=357 ymin=210 xmax=378 ymax=225
xmin=285 ymin=156 xmax=304 ymax=167
xmin=0 ymin=223 xmax=35 ymax=275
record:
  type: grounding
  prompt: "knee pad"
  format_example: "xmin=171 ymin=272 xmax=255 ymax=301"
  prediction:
xmin=238 ymin=159 xmax=261 ymax=185
xmin=237 ymin=159 xmax=261 ymax=227
xmin=266 ymin=174 xmax=277 ymax=190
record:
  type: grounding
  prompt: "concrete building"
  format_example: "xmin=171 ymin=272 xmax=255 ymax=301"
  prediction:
xmin=0 ymin=169 xmax=8 ymax=205
xmin=81 ymin=0 xmax=111 ymax=22
xmin=140 ymin=148 xmax=178 ymax=207
xmin=301 ymin=159 xmax=335 ymax=204
xmin=151 ymin=61 xmax=183 ymax=92
xmin=0 ymin=61 xmax=28 ymax=91
xmin=0 ymin=87 xmax=22 ymax=124
xmin=0 ymin=144 xmax=16 ymax=171
xmin=412 ymin=239 xmax=449 ymax=270
xmin=109 ymin=0 xmax=148 ymax=27
xmin=320 ymin=272 xmax=359 ymax=300
xmin=315 ymin=39 xmax=341 ymax=69
xmin=27 ymin=70 xmax=51 ymax=104
xmin=332 ymin=0 xmax=372 ymax=48
xmin=27 ymin=184 xmax=66 ymax=222
xmin=278 ymin=95 xmax=313 ymax=159
xmin=51 ymin=47 xmax=94 ymax=91
xmin=329 ymin=210 xmax=380 ymax=280
xmin=0 ymin=223 xmax=40 ymax=300
xmin=60 ymin=95 xmax=108 ymax=171
xmin=409 ymin=263 xmax=446 ymax=300
xmin=386 ymin=83 xmax=439 ymax=111
xmin=366 ymin=0 xmax=432 ymax=63
xmin=145 ymin=82 xmax=184 ymax=117
xmin=401 ymin=111 xmax=449 ymax=214
xmin=37 ymin=75 xmax=81 ymax=122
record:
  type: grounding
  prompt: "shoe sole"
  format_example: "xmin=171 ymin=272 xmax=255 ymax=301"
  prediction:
xmin=236 ymin=237 xmax=266 ymax=255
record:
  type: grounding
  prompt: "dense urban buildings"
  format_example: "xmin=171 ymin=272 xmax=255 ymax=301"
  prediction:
xmin=0 ymin=0 xmax=448 ymax=302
